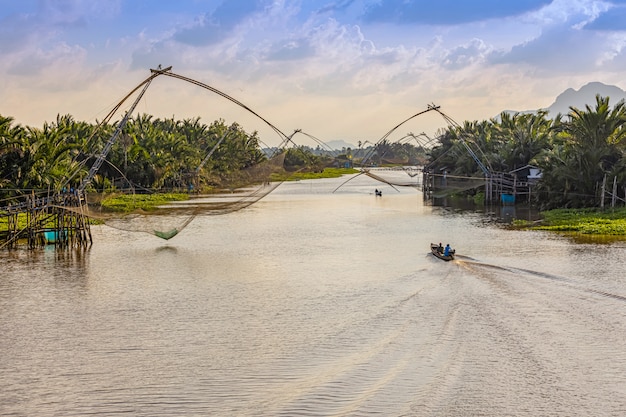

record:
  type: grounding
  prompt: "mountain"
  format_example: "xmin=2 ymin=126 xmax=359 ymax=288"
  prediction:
xmin=502 ymin=82 xmax=626 ymax=119
xmin=543 ymin=82 xmax=626 ymax=116
xmin=325 ymin=140 xmax=357 ymax=150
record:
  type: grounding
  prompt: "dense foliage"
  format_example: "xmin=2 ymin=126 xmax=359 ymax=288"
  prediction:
xmin=427 ymin=95 xmax=626 ymax=209
xmin=514 ymin=207 xmax=626 ymax=236
xmin=0 ymin=111 xmax=425 ymax=202
xmin=0 ymin=114 xmax=267 ymax=199
xmin=3 ymin=94 xmax=626 ymax=210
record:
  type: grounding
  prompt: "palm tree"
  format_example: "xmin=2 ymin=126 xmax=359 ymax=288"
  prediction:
xmin=538 ymin=95 xmax=626 ymax=207
xmin=494 ymin=111 xmax=553 ymax=171
xmin=1 ymin=116 xmax=27 ymax=196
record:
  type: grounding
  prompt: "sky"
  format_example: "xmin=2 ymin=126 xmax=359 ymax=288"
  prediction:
xmin=2 ymin=0 xmax=626 ymax=147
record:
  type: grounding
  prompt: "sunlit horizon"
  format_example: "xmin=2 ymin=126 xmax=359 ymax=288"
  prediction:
xmin=2 ymin=1 xmax=625 ymax=147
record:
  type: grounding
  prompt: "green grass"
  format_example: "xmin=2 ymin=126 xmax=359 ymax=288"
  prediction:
xmin=0 ymin=209 xmax=63 ymax=229
xmin=270 ymin=167 xmax=359 ymax=181
xmin=0 ymin=213 xmax=26 ymax=231
xmin=100 ymin=193 xmax=189 ymax=213
xmin=522 ymin=207 xmax=626 ymax=235
xmin=0 ymin=193 xmax=190 ymax=234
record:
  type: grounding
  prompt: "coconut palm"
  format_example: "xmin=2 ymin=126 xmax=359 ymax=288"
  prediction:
xmin=538 ymin=95 xmax=626 ymax=207
xmin=494 ymin=111 xmax=553 ymax=171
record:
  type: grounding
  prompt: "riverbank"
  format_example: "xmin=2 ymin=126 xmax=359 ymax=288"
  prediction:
xmin=0 ymin=168 xmax=358 ymax=230
xmin=97 ymin=168 xmax=358 ymax=212
xmin=98 ymin=192 xmax=189 ymax=213
xmin=514 ymin=207 xmax=626 ymax=235
xmin=270 ymin=167 xmax=358 ymax=181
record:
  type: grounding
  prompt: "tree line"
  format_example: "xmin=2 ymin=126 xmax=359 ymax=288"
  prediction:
xmin=427 ymin=95 xmax=626 ymax=209
xmin=0 ymin=114 xmax=270 ymax=199
xmin=2 ymin=94 xmax=626 ymax=209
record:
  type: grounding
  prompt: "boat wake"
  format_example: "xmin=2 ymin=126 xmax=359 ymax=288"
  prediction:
xmin=458 ymin=259 xmax=570 ymax=281
xmin=456 ymin=258 xmax=626 ymax=303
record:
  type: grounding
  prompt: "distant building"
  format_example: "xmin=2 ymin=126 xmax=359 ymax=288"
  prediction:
xmin=509 ymin=165 xmax=542 ymax=185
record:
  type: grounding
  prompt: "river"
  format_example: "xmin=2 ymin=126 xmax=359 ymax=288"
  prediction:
xmin=1 ymin=174 xmax=625 ymax=416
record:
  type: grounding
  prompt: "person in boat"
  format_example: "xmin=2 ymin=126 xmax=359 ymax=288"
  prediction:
xmin=437 ymin=243 xmax=443 ymax=253
xmin=444 ymin=244 xmax=451 ymax=256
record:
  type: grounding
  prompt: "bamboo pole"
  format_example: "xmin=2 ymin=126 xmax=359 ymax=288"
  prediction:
xmin=601 ymin=174 xmax=606 ymax=209
xmin=612 ymin=176 xmax=617 ymax=208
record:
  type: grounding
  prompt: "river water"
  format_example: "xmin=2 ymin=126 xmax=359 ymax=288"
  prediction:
xmin=1 ymin=174 xmax=625 ymax=416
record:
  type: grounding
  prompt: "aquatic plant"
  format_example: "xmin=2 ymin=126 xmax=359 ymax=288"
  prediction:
xmin=529 ymin=207 xmax=626 ymax=235
xmin=100 ymin=193 xmax=189 ymax=213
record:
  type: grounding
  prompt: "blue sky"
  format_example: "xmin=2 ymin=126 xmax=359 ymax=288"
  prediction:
xmin=2 ymin=0 xmax=626 ymax=146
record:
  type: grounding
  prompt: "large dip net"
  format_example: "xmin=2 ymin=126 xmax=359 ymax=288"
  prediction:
xmin=333 ymin=104 xmax=491 ymax=194
xmin=83 ymin=151 xmax=287 ymax=240
xmin=58 ymin=67 xmax=297 ymax=240
xmin=426 ymin=174 xmax=486 ymax=198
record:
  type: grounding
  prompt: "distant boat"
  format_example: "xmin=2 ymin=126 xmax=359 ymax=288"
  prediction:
xmin=430 ymin=243 xmax=455 ymax=261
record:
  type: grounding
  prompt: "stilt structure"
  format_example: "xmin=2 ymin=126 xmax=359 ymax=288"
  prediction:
xmin=422 ymin=170 xmax=533 ymax=206
xmin=1 ymin=191 xmax=92 ymax=250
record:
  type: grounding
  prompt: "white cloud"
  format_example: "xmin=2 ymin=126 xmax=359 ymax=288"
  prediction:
xmin=441 ymin=39 xmax=491 ymax=70
xmin=7 ymin=42 xmax=87 ymax=78
xmin=4 ymin=0 xmax=626 ymax=141
xmin=526 ymin=0 xmax=612 ymax=26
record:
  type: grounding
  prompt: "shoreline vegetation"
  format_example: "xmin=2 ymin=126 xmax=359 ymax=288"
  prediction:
xmin=3 ymin=169 xmax=626 ymax=239
xmin=0 ymin=168 xmax=359 ymax=231
xmin=513 ymin=207 xmax=626 ymax=237
xmin=5 ymin=94 xmax=626 ymax=242
xmin=101 ymin=168 xmax=360 ymax=211
xmin=99 ymin=192 xmax=189 ymax=213
xmin=98 ymin=167 xmax=359 ymax=212
xmin=269 ymin=167 xmax=358 ymax=182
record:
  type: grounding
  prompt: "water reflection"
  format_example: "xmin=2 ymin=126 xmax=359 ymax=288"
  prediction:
xmin=429 ymin=196 xmax=542 ymax=224
xmin=1 ymin=175 xmax=625 ymax=416
xmin=154 ymin=245 xmax=179 ymax=254
xmin=429 ymin=196 xmax=626 ymax=245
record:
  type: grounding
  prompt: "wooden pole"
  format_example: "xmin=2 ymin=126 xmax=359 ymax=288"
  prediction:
xmin=485 ymin=176 xmax=489 ymax=204
xmin=601 ymin=174 xmax=606 ymax=209
xmin=612 ymin=176 xmax=617 ymax=208
xmin=28 ymin=194 xmax=33 ymax=248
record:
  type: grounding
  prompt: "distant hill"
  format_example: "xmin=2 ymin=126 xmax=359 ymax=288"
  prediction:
xmin=325 ymin=140 xmax=357 ymax=150
xmin=263 ymin=139 xmax=357 ymax=155
xmin=543 ymin=82 xmax=626 ymax=116
xmin=502 ymin=82 xmax=626 ymax=118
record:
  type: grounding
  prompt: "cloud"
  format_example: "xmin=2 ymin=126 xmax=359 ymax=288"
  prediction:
xmin=0 ymin=14 xmax=37 ymax=55
xmin=6 ymin=42 xmax=87 ymax=77
xmin=0 ymin=0 xmax=122 ymax=69
xmin=584 ymin=4 xmax=626 ymax=31
xmin=362 ymin=0 xmax=553 ymax=25
xmin=441 ymin=39 xmax=491 ymax=70
xmin=130 ymin=41 xmax=180 ymax=72
xmin=488 ymin=24 xmax=605 ymax=73
xmin=485 ymin=1 xmax=626 ymax=74
xmin=266 ymin=39 xmax=316 ymax=61
xmin=5 ymin=0 xmax=626 ymax=138
xmin=173 ymin=0 xmax=263 ymax=46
